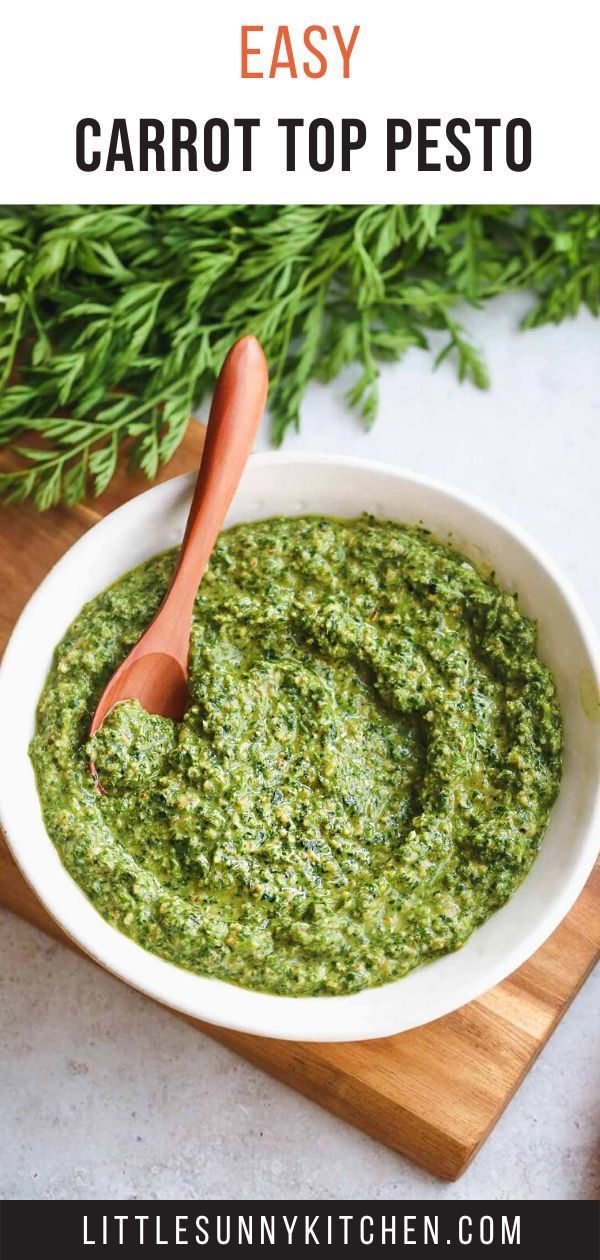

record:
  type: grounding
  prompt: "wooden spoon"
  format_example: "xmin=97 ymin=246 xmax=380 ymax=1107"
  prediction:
xmin=88 ymin=335 xmax=269 ymax=780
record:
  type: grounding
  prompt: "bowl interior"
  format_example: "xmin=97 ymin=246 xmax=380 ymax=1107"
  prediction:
xmin=1 ymin=454 xmax=599 ymax=1041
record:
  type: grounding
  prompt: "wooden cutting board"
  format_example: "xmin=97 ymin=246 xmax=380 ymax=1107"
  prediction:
xmin=1 ymin=423 xmax=599 ymax=1181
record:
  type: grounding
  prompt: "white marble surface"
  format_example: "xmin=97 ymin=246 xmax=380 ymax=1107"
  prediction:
xmin=1 ymin=293 xmax=599 ymax=1201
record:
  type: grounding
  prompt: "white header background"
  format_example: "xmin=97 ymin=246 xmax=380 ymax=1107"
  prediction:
xmin=0 ymin=0 xmax=597 ymax=203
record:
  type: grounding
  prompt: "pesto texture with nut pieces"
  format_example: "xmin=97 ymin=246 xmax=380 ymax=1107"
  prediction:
xmin=30 ymin=516 xmax=563 ymax=996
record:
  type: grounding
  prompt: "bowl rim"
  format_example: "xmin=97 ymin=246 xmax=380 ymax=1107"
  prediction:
xmin=1 ymin=450 xmax=599 ymax=1042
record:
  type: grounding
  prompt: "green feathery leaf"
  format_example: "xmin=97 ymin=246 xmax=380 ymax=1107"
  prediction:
xmin=0 ymin=204 xmax=597 ymax=508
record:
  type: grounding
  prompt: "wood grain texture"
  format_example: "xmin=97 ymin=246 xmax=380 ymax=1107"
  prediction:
xmin=1 ymin=424 xmax=598 ymax=1181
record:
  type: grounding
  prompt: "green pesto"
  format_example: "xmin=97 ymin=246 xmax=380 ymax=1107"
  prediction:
xmin=30 ymin=516 xmax=563 ymax=997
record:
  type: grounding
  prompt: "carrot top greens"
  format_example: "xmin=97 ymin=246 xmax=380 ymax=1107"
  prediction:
xmin=0 ymin=204 xmax=598 ymax=509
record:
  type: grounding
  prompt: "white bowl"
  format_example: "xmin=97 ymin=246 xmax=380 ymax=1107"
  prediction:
xmin=1 ymin=453 xmax=599 ymax=1042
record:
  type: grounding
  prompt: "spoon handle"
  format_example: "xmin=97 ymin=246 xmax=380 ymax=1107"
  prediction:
xmin=170 ymin=335 xmax=269 ymax=612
